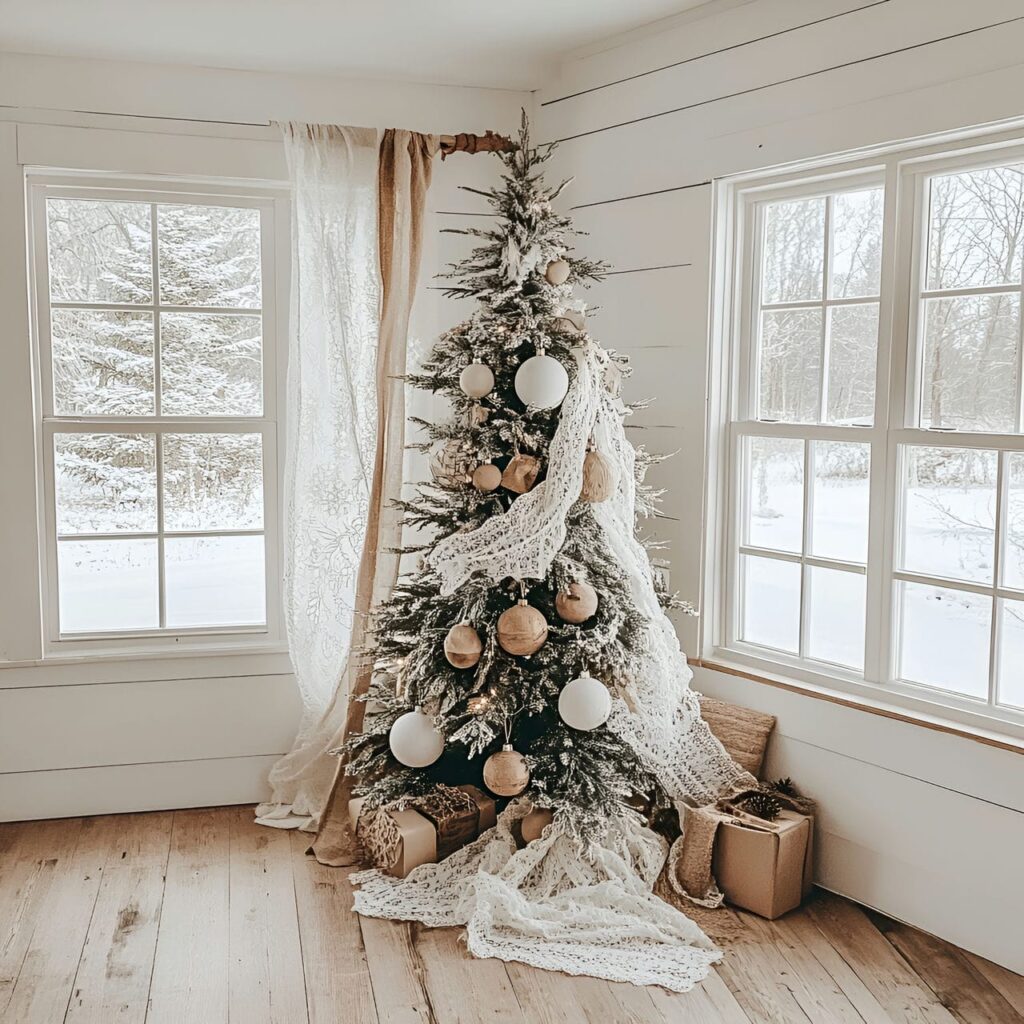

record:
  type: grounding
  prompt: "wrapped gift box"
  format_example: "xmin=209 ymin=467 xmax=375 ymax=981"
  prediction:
xmin=412 ymin=787 xmax=480 ymax=859
xmin=712 ymin=808 xmax=814 ymax=919
xmin=349 ymin=784 xmax=496 ymax=877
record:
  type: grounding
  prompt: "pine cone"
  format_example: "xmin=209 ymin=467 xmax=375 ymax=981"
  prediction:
xmin=742 ymin=790 xmax=782 ymax=821
xmin=770 ymin=777 xmax=798 ymax=797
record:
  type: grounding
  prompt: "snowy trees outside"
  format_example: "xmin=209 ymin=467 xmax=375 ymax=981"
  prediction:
xmin=745 ymin=171 xmax=1024 ymax=711
xmin=45 ymin=197 xmax=266 ymax=634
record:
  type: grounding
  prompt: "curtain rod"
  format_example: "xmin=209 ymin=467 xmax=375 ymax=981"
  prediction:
xmin=5 ymin=106 xmax=513 ymax=160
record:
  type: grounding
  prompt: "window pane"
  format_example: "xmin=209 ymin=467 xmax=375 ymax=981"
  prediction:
xmin=830 ymin=188 xmax=883 ymax=299
xmin=927 ymin=165 xmax=1024 ymax=291
xmin=52 ymin=309 xmax=154 ymax=416
xmin=758 ymin=308 xmax=822 ymax=423
xmin=761 ymin=197 xmax=825 ymax=304
xmin=740 ymin=555 xmax=800 ymax=653
xmin=807 ymin=567 xmax=865 ymax=670
xmin=810 ymin=441 xmax=870 ymax=564
xmin=1003 ymin=453 xmax=1024 ymax=590
xmin=162 ymin=433 xmax=264 ymax=532
xmin=58 ymin=538 xmax=158 ymax=633
xmin=997 ymin=600 xmax=1024 ymax=709
xmin=826 ymin=303 xmax=877 ymax=425
xmin=897 ymin=581 xmax=990 ymax=699
xmin=55 ymin=433 xmax=157 ymax=534
xmin=160 ymin=313 xmax=263 ymax=416
xmin=920 ymin=294 xmax=1019 ymax=433
xmin=745 ymin=437 xmax=803 ymax=553
xmin=165 ymin=536 xmax=266 ymax=628
xmin=157 ymin=204 xmax=261 ymax=309
xmin=900 ymin=446 xmax=996 ymax=585
xmin=46 ymin=198 xmax=152 ymax=304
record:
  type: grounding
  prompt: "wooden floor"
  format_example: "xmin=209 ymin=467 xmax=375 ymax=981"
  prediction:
xmin=0 ymin=807 xmax=1021 ymax=1024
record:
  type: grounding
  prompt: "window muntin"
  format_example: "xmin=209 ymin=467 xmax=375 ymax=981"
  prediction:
xmin=31 ymin=180 xmax=280 ymax=651
xmin=721 ymin=147 xmax=1024 ymax=738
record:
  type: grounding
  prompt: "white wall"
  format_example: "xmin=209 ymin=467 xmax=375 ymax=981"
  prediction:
xmin=535 ymin=0 xmax=1024 ymax=971
xmin=0 ymin=51 xmax=528 ymax=820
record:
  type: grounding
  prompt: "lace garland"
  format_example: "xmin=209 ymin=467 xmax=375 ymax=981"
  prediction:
xmin=356 ymin=339 xmax=754 ymax=991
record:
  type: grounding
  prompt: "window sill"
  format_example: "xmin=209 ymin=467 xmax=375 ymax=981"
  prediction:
xmin=0 ymin=645 xmax=293 ymax=689
xmin=692 ymin=656 xmax=1024 ymax=755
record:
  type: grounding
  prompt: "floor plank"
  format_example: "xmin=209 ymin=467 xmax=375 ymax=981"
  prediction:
xmin=3 ymin=816 xmax=115 ymax=1024
xmin=146 ymin=808 xmax=230 ymax=1024
xmin=288 ymin=832 xmax=377 ymax=1024
xmin=869 ymin=912 xmax=1023 ymax=1024
xmin=0 ymin=819 xmax=85 ymax=1017
xmin=414 ymin=925 xmax=527 ymax=1024
xmin=963 ymin=953 xmax=1024 ymax=1017
xmin=227 ymin=808 xmax=308 ymax=1024
xmin=806 ymin=894 xmax=961 ymax=1024
xmin=64 ymin=811 xmax=172 ymax=1024
xmin=358 ymin=916 xmax=435 ymax=1024
xmin=649 ymin=969 xmax=751 ymax=1024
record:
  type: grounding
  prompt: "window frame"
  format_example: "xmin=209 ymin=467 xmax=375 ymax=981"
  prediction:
xmin=708 ymin=132 xmax=1024 ymax=743
xmin=27 ymin=172 xmax=289 ymax=659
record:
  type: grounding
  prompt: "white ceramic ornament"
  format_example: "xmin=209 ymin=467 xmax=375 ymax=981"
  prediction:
xmin=459 ymin=362 xmax=494 ymax=399
xmin=389 ymin=706 xmax=444 ymax=767
xmin=558 ymin=671 xmax=612 ymax=732
xmin=515 ymin=353 xmax=569 ymax=410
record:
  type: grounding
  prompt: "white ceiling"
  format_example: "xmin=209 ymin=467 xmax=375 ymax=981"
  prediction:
xmin=0 ymin=0 xmax=711 ymax=91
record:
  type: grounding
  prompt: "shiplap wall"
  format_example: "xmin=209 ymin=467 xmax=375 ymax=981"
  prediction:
xmin=0 ymin=53 xmax=523 ymax=820
xmin=535 ymin=0 xmax=1024 ymax=971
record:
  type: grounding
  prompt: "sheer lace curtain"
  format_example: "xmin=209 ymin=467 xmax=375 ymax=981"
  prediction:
xmin=256 ymin=123 xmax=435 ymax=834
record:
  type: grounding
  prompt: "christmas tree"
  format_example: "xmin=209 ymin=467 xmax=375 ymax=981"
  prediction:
xmin=344 ymin=116 xmax=749 ymax=992
xmin=345 ymin=115 xmax=710 ymax=843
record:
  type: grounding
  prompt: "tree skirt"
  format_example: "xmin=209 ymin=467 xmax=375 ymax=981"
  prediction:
xmin=352 ymin=800 xmax=723 ymax=992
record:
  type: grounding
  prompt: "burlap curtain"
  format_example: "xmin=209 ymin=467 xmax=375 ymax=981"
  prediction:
xmin=256 ymin=124 xmax=435 ymax=840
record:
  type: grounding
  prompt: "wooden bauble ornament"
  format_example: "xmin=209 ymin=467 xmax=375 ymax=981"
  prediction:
xmin=500 ymin=453 xmax=540 ymax=494
xmin=444 ymin=622 xmax=482 ymax=669
xmin=514 ymin=353 xmax=569 ymax=410
xmin=389 ymin=706 xmax=444 ymax=767
xmin=483 ymin=744 xmax=529 ymax=797
xmin=472 ymin=462 xmax=502 ymax=493
xmin=497 ymin=599 xmax=548 ymax=656
xmin=544 ymin=259 xmax=571 ymax=286
xmin=521 ymin=807 xmax=554 ymax=843
xmin=429 ymin=439 xmax=473 ymax=488
xmin=580 ymin=447 xmax=617 ymax=503
xmin=558 ymin=671 xmax=612 ymax=732
xmin=459 ymin=362 xmax=494 ymax=399
xmin=555 ymin=581 xmax=599 ymax=624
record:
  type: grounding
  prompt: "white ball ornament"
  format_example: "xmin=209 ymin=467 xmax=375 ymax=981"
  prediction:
xmin=515 ymin=352 xmax=569 ymax=410
xmin=459 ymin=362 xmax=494 ymax=399
xmin=389 ymin=706 xmax=444 ymax=767
xmin=558 ymin=671 xmax=612 ymax=732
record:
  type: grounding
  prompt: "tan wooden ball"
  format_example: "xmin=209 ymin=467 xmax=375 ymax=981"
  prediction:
xmin=497 ymin=600 xmax=548 ymax=656
xmin=521 ymin=806 xmax=553 ymax=843
xmin=544 ymin=259 xmax=571 ymax=286
xmin=483 ymin=745 xmax=530 ymax=797
xmin=580 ymin=448 xmax=617 ymax=503
xmin=472 ymin=463 xmax=502 ymax=493
xmin=443 ymin=622 xmax=482 ymax=669
xmin=555 ymin=581 xmax=599 ymax=624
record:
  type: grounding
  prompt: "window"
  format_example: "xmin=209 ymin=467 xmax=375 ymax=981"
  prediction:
xmin=714 ymin=136 xmax=1024 ymax=739
xmin=29 ymin=177 xmax=283 ymax=654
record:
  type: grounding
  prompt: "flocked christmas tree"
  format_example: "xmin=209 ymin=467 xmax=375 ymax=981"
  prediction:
xmin=345 ymin=115 xmax=696 ymax=843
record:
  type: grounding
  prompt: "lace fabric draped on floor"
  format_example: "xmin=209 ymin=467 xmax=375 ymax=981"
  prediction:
xmin=352 ymin=341 xmax=753 ymax=991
